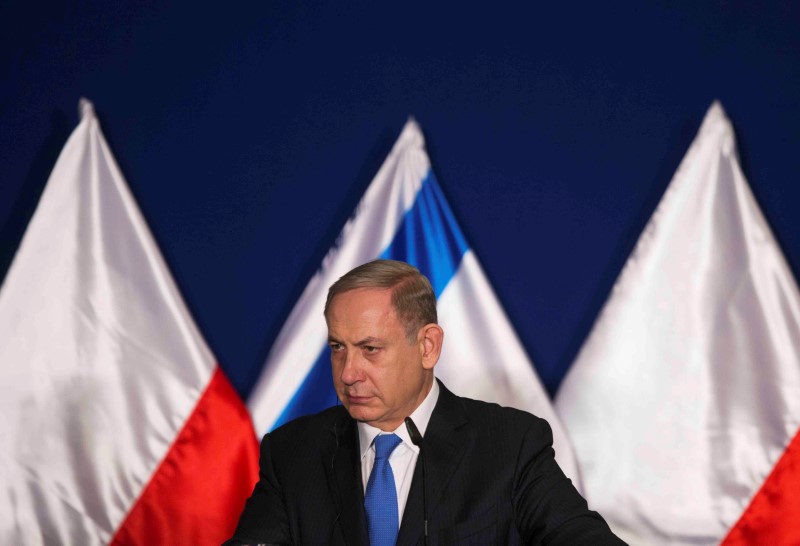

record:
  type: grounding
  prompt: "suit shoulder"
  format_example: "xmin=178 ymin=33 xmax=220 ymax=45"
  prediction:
xmin=454 ymin=393 xmax=552 ymax=435
xmin=266 ymin=405 xmax=348 ymax=444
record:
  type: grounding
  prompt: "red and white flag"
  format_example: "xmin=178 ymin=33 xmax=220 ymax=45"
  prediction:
xmin=556 ymin=102 xmax=800 ymax=544
xmin=0 ymin=99 xmax=258 ymax=545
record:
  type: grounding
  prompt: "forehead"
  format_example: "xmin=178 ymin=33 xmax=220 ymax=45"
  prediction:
xmin=327 ymin=288 xmax=397 ymax=327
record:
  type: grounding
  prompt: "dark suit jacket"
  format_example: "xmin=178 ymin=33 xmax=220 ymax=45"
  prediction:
xmin=228 ymin=381 xmax=624 ymax=545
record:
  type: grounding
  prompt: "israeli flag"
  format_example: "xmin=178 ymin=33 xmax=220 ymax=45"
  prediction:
xmin=247 ymin=120 xmax=580 ymax=483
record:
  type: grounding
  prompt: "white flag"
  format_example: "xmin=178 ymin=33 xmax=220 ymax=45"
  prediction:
xmin=555 ymin=102 xmax=800 ymax=544
xmin=248 ymin=119 xmax=581 ymax=484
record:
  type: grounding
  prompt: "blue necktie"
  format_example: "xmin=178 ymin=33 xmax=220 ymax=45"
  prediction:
xmin=364 ymin=433 xmax=403 ymax=546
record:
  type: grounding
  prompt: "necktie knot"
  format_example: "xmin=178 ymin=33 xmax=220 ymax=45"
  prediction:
xmin=374 ymin=433 xmax=402 ymax=460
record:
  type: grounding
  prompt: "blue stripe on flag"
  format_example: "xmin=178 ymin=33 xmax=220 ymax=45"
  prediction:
xmin=272 ymin=171 xmax=469 ymax=429
xmin=379 ymin=171 xmax=469 ymax=295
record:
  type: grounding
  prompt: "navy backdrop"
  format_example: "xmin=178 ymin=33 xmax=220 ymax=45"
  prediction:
xmin=2 ymin=1 xmax=799 ymax=400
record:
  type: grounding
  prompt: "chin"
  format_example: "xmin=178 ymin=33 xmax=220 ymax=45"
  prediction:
xmin=346 ymin=407 xmax=372 ymax=422
xmin=347 ymin=406 xmax=390 ymax=428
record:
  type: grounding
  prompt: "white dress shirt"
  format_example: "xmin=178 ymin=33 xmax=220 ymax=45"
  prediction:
xmin=358 ymin=379 xmax=440 ymax=526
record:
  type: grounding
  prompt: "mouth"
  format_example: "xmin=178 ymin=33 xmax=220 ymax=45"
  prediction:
xmin=345 ymin=394 xmax=373 ymax=405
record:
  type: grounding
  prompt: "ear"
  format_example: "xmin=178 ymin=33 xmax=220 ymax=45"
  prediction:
xmin=419 ymin=324 xmax=444 ymax=370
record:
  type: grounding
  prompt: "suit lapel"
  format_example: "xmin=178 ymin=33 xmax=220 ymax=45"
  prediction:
xmin=324 ymin=411 xmax=369 ymax=546
xmin=397 ymin=381 xmax=470 ymax=546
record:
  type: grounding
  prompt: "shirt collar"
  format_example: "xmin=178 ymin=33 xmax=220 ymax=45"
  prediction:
xmin=358 ymin=379 xmax=440 ymax=459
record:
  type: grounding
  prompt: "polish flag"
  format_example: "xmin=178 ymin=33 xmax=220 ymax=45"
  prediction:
xmin=556 ymin=102 xmax=800 ymax=545
xmin=0 ymin=99 xmax=258 ymax=545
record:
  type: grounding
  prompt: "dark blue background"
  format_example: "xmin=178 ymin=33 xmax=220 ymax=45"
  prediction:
xmin=2 ymin=1 xmax=799 ymax=399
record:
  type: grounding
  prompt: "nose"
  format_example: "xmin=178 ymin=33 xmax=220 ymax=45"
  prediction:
xmin=339 ymin=351 xmax=361 ymax=385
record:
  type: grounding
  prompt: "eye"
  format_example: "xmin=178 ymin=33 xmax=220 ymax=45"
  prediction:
xmin=364 ymin=346 xmax=379 ymax=354
xmin=329 ymin=342 xmax=343 ymax=352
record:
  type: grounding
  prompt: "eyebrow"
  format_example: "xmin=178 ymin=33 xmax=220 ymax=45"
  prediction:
xmin=327 ymin=336 xmax=385 ymax=346
xmin=355 ymin=337 xmax=384 ymax=347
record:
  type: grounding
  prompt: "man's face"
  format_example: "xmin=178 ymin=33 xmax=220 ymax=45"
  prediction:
xmin=327 ymin=287 xmax=433 ymax=432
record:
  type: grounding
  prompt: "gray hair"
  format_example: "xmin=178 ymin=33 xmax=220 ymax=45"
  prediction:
xmin=324 ymin=260 xmax=437 ymax=341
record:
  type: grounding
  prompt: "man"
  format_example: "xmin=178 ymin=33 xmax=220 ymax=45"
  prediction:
xmin=228 ymin=260 xmax=623 ymax=545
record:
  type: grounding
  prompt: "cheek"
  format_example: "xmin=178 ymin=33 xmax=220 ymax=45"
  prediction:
xmin=398 ymin=356 xmax=425 ymax=391
xmin=379 ymin=357 xmax=412 ymax=397
xmin=330 ymin=355 xmax=344 ymax=380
